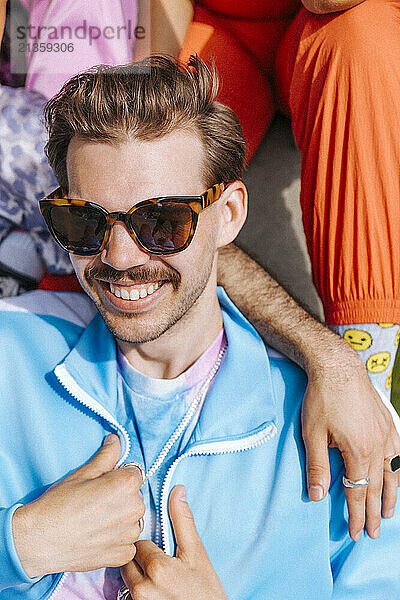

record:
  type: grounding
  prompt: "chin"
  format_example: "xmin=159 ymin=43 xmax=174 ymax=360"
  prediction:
xmin=99 ymin=310 xmax=171 ymax=344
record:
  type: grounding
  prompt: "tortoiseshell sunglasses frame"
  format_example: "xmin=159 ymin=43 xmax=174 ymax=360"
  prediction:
xmin=39 ymin=183 xmax=225 ymax=256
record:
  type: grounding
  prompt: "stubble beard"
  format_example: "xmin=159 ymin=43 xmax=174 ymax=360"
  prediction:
xmin=82 ymin=243 xmax=216 ymax=345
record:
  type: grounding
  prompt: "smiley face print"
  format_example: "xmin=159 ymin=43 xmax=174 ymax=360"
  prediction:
xmin=366 ymin=352 xmax=391 ymax=373
xmin=343 ymin=329 xmax=372 ymax=351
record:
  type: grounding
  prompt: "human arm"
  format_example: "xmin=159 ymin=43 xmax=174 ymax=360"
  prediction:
xmin=301 ymin=0 xmax=365 ymax=13
xmin=133 ymin=0 xmax=194 ymax=61
xmin=11 ymin=435 xmax=144 ymax=579
xmin=217 ymin=243 xmax=400 ymax=540
xmin=121 ymin=486 xmax=228 ymax=600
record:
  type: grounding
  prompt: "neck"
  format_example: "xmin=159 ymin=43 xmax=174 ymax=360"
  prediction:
xmin=117 ymin=284 xmax=223 ymax=379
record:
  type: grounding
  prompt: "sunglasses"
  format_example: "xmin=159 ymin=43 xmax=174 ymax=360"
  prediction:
xmin=39 ymin=183 xmax=225 ymax=256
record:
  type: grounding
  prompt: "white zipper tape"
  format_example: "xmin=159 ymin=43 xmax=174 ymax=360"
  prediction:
xmin=54 ymin=363 xmax=131 ymax=467
xmin=159 ymin=422 xmax=278 ymax=555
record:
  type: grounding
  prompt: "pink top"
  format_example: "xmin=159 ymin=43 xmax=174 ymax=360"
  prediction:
xmin=18 ymin=0 xmax=139 ymax=99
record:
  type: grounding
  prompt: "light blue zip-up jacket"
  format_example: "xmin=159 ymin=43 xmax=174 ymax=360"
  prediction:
xmin=0 ymin=288 xmax=399 ymax=600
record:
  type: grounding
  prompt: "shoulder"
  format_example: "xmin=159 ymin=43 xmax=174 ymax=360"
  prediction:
xmin=218 ymin=286 xmax=308 ymax=416
xmin=266 ymin=347 xmax=307 ymax=385
xmin=266 ymin=346 xmax=308 ymax=415
xmin=0 ymin=290 xmax=96 ymax=326
xmin=0 ymin=291 xmax=97 ymax=359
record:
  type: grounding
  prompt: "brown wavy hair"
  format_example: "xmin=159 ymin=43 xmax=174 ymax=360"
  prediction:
xmin=44 ymin=55 xmax=246 ymax=191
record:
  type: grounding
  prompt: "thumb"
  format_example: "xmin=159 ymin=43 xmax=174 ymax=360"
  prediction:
xmin=304 ymin=434 xmax=331 ymax=502
xmin=169 ymin=486 xmax=206 ymax=563
xmin=69 ymin=434 xmax=121 ymax=481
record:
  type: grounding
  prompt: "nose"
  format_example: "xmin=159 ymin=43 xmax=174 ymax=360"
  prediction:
xmin=100 ymin=222 xmax=150 ymax=271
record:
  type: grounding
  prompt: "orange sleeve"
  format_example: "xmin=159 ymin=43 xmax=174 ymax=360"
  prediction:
xmin=276 ymin=0 xmax=400 ymax=324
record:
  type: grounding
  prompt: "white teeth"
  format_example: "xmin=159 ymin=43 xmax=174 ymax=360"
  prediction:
xmin=109 ymin=281 xmax=162 ymax=300
xmin=130 ymin=289 xmax=140 ymax=300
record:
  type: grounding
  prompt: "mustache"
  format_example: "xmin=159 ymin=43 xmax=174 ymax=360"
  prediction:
xmin=85 ymin=264 xmax=181 ymax=290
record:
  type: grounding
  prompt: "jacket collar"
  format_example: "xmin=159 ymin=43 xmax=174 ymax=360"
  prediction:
xmin=55 ymin=287 xmax=278 ymax=440
xmin=191 ymin=288 xmax=278 ymax=442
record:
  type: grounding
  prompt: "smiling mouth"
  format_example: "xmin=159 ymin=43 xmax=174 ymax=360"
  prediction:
xmin=106 ymin=280 xmax=164 ymax=301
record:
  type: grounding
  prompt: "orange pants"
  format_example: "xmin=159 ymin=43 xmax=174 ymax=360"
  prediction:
xmin=180 ymin=1 xmax=301 ymax=158
xmin=181 ymin=0 xmax=400 ymax=325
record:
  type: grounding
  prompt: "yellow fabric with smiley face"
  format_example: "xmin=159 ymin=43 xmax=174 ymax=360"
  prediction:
xmin=343 ymin=329 xmax=372 ymax=351
xmin=332 ymin=324 xmax=400 ymax=406
xmin=366 ymin=352 xmax=391 ymax=374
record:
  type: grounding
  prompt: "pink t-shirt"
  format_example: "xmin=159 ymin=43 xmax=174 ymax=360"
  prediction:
xmin=18 ymin=0 xmax=138 ymax=98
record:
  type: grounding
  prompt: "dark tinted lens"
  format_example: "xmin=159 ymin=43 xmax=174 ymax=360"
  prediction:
xmin=49 ymin=205 xmax=106 ymax=253
xmin=132 ymin=203 xmax=193 ymax=252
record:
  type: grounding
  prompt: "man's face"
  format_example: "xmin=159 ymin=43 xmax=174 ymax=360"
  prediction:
xmin=67 ymin=131 xmax=220 ymax=344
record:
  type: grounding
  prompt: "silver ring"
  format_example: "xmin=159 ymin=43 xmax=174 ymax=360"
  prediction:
xmin=117 ymin=586 xmax=132 ymax=600
xmin=119 ymin=462 xmax=145 ymax=484
xmin=342 ymin=475 xmax=370 ymax=488
xmin=384 ymin=454 xmax=400 ymax=473
xmin=138 ymin=517 xmax=144 ymax=532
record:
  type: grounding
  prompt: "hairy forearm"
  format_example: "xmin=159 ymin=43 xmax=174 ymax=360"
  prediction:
xmin=217 ymin=244 xmax=358 ymax=375
xmin=302 ymin=0 xmax=365 ymax=13
xmin=134 ymin=0 xmax=194 ymax=61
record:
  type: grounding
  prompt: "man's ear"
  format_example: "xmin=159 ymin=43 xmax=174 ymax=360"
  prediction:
xmin=217 ymin=180 xmax=248 ymax=248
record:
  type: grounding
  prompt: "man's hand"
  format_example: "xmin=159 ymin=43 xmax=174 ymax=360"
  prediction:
xmin=12 ymin=434 xmax=145 ymax=578
xmin=121 ymin=486 xmax=228 ymax=600
xmin=217 ymin=245 xmax=400 ymax=542
xmin=302 ymin=352 xmax=400 ymax=541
